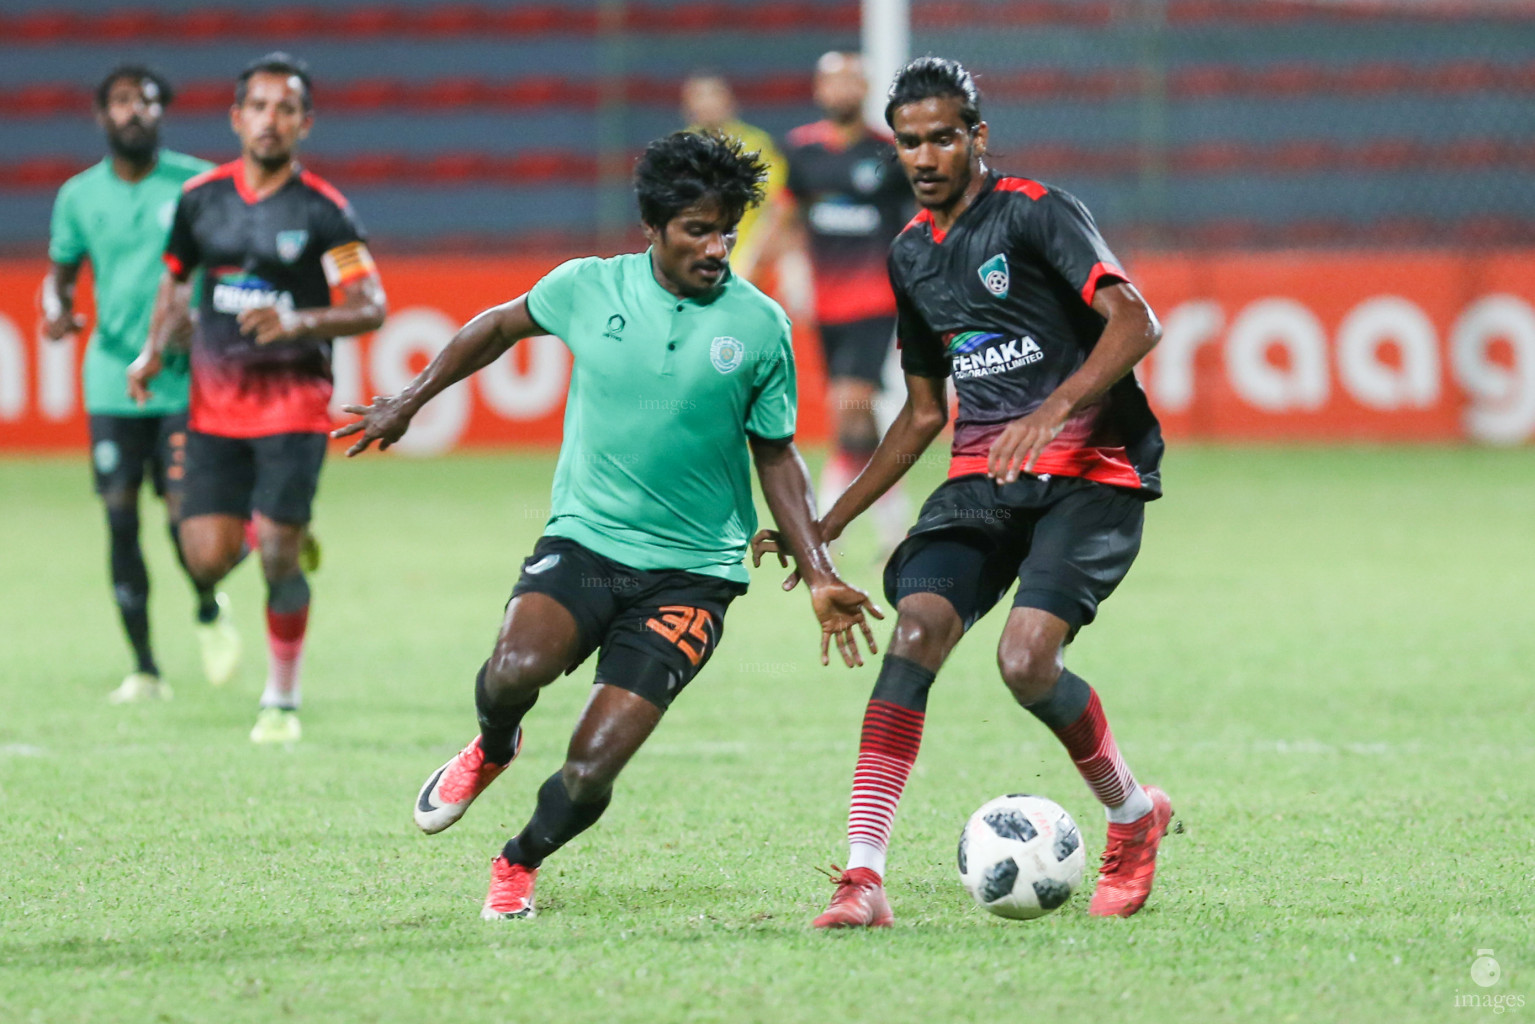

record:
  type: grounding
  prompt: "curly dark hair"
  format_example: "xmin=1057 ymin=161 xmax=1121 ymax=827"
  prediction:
xmin=633 ymin=130 xmax=767 ymax=230
xmin=95 ymin=64 xmax=174 ymax=110
xmin=884 ymin=56 xmax=982 ymax=130
xmin=236 ymin=52 xmax=313 ymax=112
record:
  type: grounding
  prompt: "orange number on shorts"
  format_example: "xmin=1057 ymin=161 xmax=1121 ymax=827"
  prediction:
xmin=645 ymin=605 xmax=712 ymax=666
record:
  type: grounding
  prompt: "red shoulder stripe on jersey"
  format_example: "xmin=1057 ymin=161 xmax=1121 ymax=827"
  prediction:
xmin=995 ymin=176 xmax=1048 ymax=200
xmin=901 ymin=208 xmax=932 ymax=234
xmin=901 ymin=208 xmax=950 ymax=244
xmin=182 ymin=159 xmax=240 ymax=194
xmin=787 ymin=119 xmax=843 ymax=151
xmin=1081 ymin=261 xmax=1129 ymax=305
xmin=299 ymin=168 xmax=351 ymax=211
xmin=163 ymin=251 xmax=187 ymax=280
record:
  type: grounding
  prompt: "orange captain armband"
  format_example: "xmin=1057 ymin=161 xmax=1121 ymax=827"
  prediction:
xmin=321 ymin=241 xmax=377 ymax=288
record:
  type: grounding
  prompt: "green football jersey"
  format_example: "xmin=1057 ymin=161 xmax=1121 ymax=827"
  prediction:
xmin=49 ymin=150 xmax=212 ymax=416
xmin=526 ymin=251 xmax=797 ymax=583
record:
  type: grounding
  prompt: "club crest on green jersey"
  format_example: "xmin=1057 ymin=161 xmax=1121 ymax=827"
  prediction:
xmin=979 ymin=253 xmax=1009 ymax=298
xmin=711 ymin=336 xmax=744 ymax=373
xmin=275 ymin=230 xmax=309 ymax=263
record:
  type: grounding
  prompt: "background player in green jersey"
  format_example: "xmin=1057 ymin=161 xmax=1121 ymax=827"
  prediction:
xmin=337 ymin=131 xmax=881 ymax=921
xmin=43 ymin=65 xmax=239 ymax=703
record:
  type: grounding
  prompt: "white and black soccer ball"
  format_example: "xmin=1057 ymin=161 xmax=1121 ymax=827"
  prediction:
xmin=958 ymin=794 xmax=1086 ymax=920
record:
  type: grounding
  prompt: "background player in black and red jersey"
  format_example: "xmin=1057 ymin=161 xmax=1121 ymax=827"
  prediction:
xmin=756 ymin=57 xmax=1175 ymax=926
xmin=129 ymin=53 xmax=387 ymax=744
xmin=749 ymin=52 xmax=913 ymax=543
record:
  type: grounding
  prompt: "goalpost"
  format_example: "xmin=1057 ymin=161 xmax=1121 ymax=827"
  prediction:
xmin=861 ymin=0 xmax=911 ymax=127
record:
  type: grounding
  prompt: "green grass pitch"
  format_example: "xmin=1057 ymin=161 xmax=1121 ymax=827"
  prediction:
xmin=1 ymin=445 xmax=1531 ymax=1023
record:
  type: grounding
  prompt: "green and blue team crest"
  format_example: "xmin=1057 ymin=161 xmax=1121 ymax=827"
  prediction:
xmin=275 ymin=229 xmax=309 ymax=263
xmin=978 ymin=253 xmax=1009 ymax=298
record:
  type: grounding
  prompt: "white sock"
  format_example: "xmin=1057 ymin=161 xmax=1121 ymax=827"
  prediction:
xmin=847 ymin=840 xmax=887 ymax=878
xmin=1106 ymin=783 xmax=1153 ymax=824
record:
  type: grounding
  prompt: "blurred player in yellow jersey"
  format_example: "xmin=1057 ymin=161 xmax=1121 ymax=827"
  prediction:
xmin=680 ymin=72 xmax=786 ymax=284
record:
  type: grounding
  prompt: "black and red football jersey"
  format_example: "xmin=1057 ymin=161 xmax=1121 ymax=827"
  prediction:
xmin=890 ymin=171 xmax=1163 ymax=496
xmin=783 ymin=121 xmax=912 ymax=325
xmin=164 ymin=161 xmax=369 ymax=438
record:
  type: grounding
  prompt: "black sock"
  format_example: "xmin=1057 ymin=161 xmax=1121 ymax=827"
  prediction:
xmin=107 ymin=503 xmax=156 ymax=676
xmin=501 ymin=771 xmax=612 ymax=869
xmin=871 ymin=653 xmax=937 ymax=712
xmin=1022 ymin=667 xmax=1092 ymax=731
xmin=475 ymin=662 xmax=538 ymax=764
xmin=169 ymin=524 xmax=221 ymax=622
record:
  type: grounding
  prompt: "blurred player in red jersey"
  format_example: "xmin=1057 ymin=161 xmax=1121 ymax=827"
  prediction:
xmin=130 ymin=53 xmax=387 ymax=743
xmin=752 ymin=52 xmax=914 ymax=545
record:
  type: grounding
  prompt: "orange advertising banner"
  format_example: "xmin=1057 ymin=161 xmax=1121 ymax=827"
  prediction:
xmin=1132 ymin=249 xmax=1535 ymax=444
xmin=0 ymin=255 xmax=831 ymax=453
xmin=2 ymin=250 xmax=1532 ymax=451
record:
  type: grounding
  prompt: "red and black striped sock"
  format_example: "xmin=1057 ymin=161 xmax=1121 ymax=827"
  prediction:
xmin=1031 ymin=670 xmax=1151 ymax=824
xmin=845 ymin=655 xmax=936 ymax=880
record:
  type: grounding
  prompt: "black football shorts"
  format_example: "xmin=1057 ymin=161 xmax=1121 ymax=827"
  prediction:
xmin=88 ymin=412 xmax=187 ymax=500
xmin=508 ymin=535 xmax=747 ymax=710
xmin=884 ymin=472 xmax=1147 ymax=639
xmin=181 ymin=430 xmax=328 ymax=525
xmin=819 ymin=315 xmax=894 ymax=387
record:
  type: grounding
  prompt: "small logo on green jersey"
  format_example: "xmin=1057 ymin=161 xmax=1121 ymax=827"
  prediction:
xmin=978 ymin=253 xmax=1009 ymax=298
xmin=710 ymin=336 xmax=744 ymax=373
xmin=603 ymin=314 xmax=626 ymax=341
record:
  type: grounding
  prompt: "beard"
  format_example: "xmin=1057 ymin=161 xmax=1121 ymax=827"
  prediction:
xmin=107 ymin=124 xmax=157 ymax=163
xmin=252 ymin=150 xmax=292 ymax=172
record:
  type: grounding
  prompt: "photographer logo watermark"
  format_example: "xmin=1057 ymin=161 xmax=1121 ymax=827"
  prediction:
xmin=1455 ymin=949 xmax=1524 ymax=1013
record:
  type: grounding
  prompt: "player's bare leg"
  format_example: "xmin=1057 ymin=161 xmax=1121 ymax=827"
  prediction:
xmin=997 ymin=607 xmax=1172 ymax=917
xmin=177 ymin=511 xmax=248 ymax=690
xmin=415 ymin=593 xmax=581 ymax=833
xmin=484 ymin=684 xmax=664 ymax=920
xmin=820 ymin=378 xmax=884 ymax=530
xmin=816 ymin=592 xmax=963 ymax=929
xmin=832 ymin=376 xmax=909 ymax=551
xmin=228 ymin=514 xmax=312 ymax=742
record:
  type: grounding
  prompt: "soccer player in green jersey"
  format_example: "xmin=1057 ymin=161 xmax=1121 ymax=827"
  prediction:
xmin=337 ymin=131 xmax=881 ymax=920
xmin=43 ymin=65 xmax=240 ymax=703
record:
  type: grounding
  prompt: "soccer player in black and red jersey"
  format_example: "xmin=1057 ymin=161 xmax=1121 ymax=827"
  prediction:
xmin=756 ymin=57 xmax=1174 ymax=925
xmin=752 ymin=52 xmax=914 ymax=540
xmin=129 ymin=53 xmax=387 ymax=744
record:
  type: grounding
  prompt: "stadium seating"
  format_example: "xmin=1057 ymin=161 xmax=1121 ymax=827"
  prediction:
xmin=2 ymin=0 xmax=1531 ymax=252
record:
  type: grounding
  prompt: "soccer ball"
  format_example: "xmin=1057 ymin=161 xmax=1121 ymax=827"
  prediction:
xmin=958 ymin=794 xmax=1086 ymax=920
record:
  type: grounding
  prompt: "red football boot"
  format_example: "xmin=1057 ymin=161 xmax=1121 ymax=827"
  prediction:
xmin=414 ymin=731 xmax=521 ymax=834
xmin=812 ymin=866 xmax=894 ymax=929
xmin=481 ymin=856 xmax=538 ymax=920
xmin=1089 ymin=785 xmax=1174 ymax=918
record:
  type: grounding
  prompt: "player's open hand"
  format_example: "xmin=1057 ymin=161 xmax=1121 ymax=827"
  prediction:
xmin=238 ymin=306 xmax=302 ymax=345
xmin=42 ymin=310 xmax=86 ymax=341
xmin=751 ymin=517 xmax=844 ymax=591
xmin=987 ymin=397 xmax=1070 ymax=483
xmin=809 ymin=577 xmax=884 ymax=668
xmin=750 ymin=527 xmax=802 ymax=590
xmin=332 ymin=393 xmax=414 ymax=456
xmin=126 ymin=349 xmax=161 ymax=405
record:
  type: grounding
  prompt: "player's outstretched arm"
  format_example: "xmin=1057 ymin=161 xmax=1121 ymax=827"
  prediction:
xmin=987 ymin=282 xmax=1161 ymax=483
xmin=333 ymin=295 xmax=543 ymax=456
xmin=750 ymin=370 xmax=946 ymax=575
xmin=40 ymin=262 xmax=86 ymax=341
xmin=749 ymin=435 xmax=884 ymax=667
xmin=238 ymin=273 xmax=388 ymax=346
xmin=127 ymin=271 xmax=192 ymax=405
